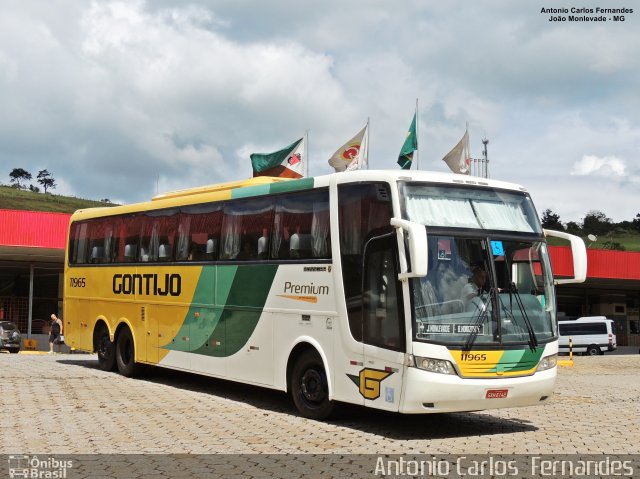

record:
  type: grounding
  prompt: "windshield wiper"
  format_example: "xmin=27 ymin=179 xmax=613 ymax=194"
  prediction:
xmin=463 ymin=287 xmax=495 ymax=351
xmin=501 ymin=282 xmax=538 ymax=349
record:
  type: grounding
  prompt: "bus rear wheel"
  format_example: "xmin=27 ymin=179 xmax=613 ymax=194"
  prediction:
xmin=115 ymin=328 xmax=138 ymax=377
xmin=291 ymin=350 xmax=333 ymax=420
xmin=95 ymin=325 xmax=116 ymax=371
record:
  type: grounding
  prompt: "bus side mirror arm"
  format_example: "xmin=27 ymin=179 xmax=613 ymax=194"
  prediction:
xmin=390 ymin=218 xmax=428 ymax=280
xmin=544 ymin=229 xmax=587 ymax=284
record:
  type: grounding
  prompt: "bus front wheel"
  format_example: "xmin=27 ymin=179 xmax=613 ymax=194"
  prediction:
xmin=115 ymin=328 xmax=138 ymax=377
xmin=95 ymin=325 xmax=116 ymax=372
xmin=290 ymin=350 xmax=334 ymax=420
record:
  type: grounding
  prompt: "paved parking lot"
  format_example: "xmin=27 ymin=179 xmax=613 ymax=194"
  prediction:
xmin=1 ymin=352 xmax=639 ymax=477
xmin=1 ymin=352 xmax=638 ymax=456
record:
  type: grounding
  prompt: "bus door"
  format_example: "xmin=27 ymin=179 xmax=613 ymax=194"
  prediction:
xmin=361 ymin=234 xmax=406 ymax=412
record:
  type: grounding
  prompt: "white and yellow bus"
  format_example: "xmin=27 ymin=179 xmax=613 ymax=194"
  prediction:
xmin=64 ymin=170 xmax=586 ymax=419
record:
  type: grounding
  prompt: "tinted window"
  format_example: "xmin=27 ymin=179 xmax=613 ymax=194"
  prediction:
xmin=338 ymin=182 xmax=393 ymax=342
xmin=363 ymin=235 xmax=404 ymax=351
xmin=178 ymin=204 xmax=223 ymax=261
xmin=69 ymin=188 xmax=329 ymax=265
xmin=272 ymin=189 xmax=330 ymax=260
xmin=118 ymin=215 xmax=142 ymax=263
xmin=559 ymin=322 xmax=607 ymax=336
xmin=220 ymin=198 xmax=273 ymax=261
xmin=138 ymin=210 xmax=178 ymax=262
xmin=69 ymin=222 xmax=89 ymax=264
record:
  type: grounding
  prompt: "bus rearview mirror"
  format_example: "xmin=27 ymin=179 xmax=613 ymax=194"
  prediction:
xmin=390 ymin=218 xmax=428 ymax=280
xmin=543 ymin=229 xmax=587 ymax=284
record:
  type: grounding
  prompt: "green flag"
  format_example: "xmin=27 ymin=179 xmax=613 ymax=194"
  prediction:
xmin=250 ymin=138 xmax=304 ymax=178
xmin=397 ymin=113 xmax=417 ymax=169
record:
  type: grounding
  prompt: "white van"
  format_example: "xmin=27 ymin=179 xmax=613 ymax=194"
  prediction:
xmin=558 ymin=316 xmax=617 ymax=356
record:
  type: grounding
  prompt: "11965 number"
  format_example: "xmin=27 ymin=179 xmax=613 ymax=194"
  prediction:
xmin=69 ymin=277 xmax=86 ymax=288
xmin=460 ymin=353 xmax=487 ymax=361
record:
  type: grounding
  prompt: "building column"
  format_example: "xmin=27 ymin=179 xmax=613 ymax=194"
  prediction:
xmin=28 ymin=263 xmax=34 ymax=338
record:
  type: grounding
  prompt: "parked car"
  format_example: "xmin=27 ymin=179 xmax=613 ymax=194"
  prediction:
xmin=558 ymin=316 xmax=617 ymax=356
xmin=0 ymin=321 xmax=21 ymax=353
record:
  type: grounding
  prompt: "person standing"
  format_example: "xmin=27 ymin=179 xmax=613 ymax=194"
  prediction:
xmin=49 ymin=313 xmax=64 ymax=354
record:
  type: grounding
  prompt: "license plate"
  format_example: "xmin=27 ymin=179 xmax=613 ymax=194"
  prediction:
xmin=486 ymin=389 xmax=509 ymax=399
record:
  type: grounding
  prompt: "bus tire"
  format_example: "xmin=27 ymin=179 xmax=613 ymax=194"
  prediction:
xmin=586 ymin=345 xmax=601 ymax=356
xmin=115 ymin=327 xmax=138 ymax=377
xmin=290 ymin=350 xmax=333 ymax=420
xmin=95 ymin=324 xmax=116 ymax=372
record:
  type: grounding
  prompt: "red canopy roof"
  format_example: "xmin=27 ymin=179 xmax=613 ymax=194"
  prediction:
xmin=549 ymin=245 xmax=640 ymax=281
xmin=0 ymin=209 xmax=71 ymax=249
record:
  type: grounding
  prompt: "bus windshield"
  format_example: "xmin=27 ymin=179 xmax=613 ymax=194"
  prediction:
xmin=410 ymin=236 xmax=556 ymax=346
xmin=401 ymin=183 xmax=555 ymax=347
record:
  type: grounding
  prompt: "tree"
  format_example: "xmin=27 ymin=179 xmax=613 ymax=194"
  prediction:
xmin=37 ymin=169 xmax=56 ymax=194
xmin=29 ymin=185 xmax=40 ymax=193
xmin=541 ymin=209 xmax=563 ymax=230
xmin=633 ymin=213 xmax=640 ymax=233
xmin=582 ymin=210 xmax=613 ymax=236
xmin=9 ymin=168 xmax=32 ymax=189
xmin=565 ymin=221 xmax=582 ymax=235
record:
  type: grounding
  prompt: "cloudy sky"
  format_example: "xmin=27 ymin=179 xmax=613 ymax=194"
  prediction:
xmin=1 ymin=0 xmax=638 ymax=222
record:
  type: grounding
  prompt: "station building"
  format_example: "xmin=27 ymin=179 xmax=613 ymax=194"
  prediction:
xmin=1 ymin=208 xmax=639 ymax=347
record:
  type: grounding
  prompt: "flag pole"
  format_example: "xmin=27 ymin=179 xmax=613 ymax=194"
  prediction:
xmin=305 ymin=129 xmax=309 ymax=177
xmin=366 ymin=117 xmax=370 ymax=169
xmin=415 ymin=98 xmax=419 ymax=170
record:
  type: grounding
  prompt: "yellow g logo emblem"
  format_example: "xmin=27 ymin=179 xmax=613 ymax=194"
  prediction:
xmin=347 ymin=368 xmax=393 ymax=400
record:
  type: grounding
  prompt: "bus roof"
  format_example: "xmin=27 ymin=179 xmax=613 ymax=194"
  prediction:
xmin=70 ymin=169 xmax=529 ymax=222
xmin=151 ymin=176 xmax=292 ymax=201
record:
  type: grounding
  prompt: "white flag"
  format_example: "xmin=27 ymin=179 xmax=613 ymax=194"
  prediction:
xmin=442 ymin=129 xmax=470 ymax=174
xmin=328 ymin=125 xmax=368 ymax=172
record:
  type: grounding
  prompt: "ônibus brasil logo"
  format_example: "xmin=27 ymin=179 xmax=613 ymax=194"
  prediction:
xmin=7 ymin=455 xmax=73 ymax=478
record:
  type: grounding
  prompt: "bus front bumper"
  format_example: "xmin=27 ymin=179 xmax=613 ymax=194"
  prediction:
xmin=400 ymin=366 xmax=556 ymax=414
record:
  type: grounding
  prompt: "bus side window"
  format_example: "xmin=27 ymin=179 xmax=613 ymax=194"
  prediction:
xmin=181 ymin=204 xmax=222 ymax=262
xmin=221 ymin=198 xmax=273 ymax=261
xmin=69 ymin=222 xmax=89 ymax=264
xmin=338 ymin=182 xmax=393 ymax=342
xmin=363 ymin=235 xmax=404 ymax=351
xmin=175 ymin=217 xmax=191 ymax=261
xmin=272 ymin=189 xmax=330 ymax=260
xmin=118 ymin=215 xmax=140 ymax=264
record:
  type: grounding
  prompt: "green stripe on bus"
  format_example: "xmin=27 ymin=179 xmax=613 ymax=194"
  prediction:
xmin=499 ymin=348 xmax=544 ymax=372
xmin=269 ymin=177 xmax=314 ymax=194
xmin=191 ymin=264 xmax=278 ymax=357
xmin=230 ymin=178 xmax=314 ymax=199
xmin=164 ymin=266 xmax=220 ymax=352
xmin=231 ymin=184 xmax=272 ymax=199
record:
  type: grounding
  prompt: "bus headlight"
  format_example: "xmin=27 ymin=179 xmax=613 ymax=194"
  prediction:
xmin=412 ymin=356 xmax=457 ymax=375
xmin=536 ymin=354 xmax=557 ymax=372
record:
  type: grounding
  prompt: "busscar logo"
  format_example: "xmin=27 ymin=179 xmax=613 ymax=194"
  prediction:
xmin=347 ymin=368 xmax=393 ymax=400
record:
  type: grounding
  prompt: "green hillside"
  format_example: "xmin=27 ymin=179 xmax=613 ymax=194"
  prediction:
xmin=0 ymin=185 xmax=113 ymax=213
